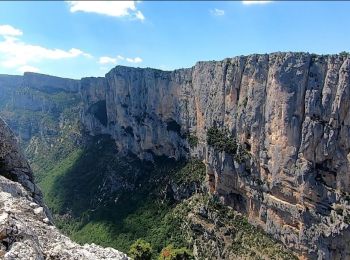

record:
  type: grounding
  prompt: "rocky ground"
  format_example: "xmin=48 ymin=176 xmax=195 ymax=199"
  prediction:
xmin=0 ymin=176 xmax=129 ymax=260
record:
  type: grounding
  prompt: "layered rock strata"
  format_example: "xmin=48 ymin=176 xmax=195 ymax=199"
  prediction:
xmin=1 ymin=52 xmax=350 ymax=258
xmin=81 ymin=52 xmax=350 ymax=259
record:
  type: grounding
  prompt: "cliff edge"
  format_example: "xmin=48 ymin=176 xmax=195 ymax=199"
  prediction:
xmin=0 ymin=118 xmax=129 ymax=259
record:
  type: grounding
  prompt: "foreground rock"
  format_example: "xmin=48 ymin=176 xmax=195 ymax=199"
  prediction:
xmin=0 ymin=118 xmax=129 ymax=259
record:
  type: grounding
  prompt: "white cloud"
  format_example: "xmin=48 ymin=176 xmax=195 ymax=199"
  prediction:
xmin=135 ymin=10 xmax=145 ymax=21
xmin=242 ymin=1 xmax=272 ymax=5
xmin=210 ymin=8 xmax=225 ymax=16
xmin=0 ymin=24 xmax=91 ymax=73
xmin=99 ymin=55 xmax=142 ymax=65
xmin=126 ymin=57 xmax=142 ymax=63
xmin=99 ymin=56 xmax=117 ymax=65
xmin=66 ymin=1 xmax=145 ymax=20
xmin=17 ymin=65 xmax=40 ymax=73
xmin=0 ymin=25 xmax=23 ymax=37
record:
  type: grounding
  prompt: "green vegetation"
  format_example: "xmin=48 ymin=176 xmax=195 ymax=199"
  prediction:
xmin=242 ymin=97 xmax=248 ymax=108
xmin=11 ymin=83 xmax=293 ymax=259
xmin=36 ymin=134 xmax=200 ymax=255
xmin=339 ymin=51 xmax=349 ymax=57
xmin=31 ymin=131 xmax=295 ymax=259
xmin=207 ymin=126 xmax=248 ymax=162
xmin=170 ymin=193 xmax=297 ymax=260
xmin=171 ymin=159 xmax=205 ymax=185
xmin=129 ymin=239 xmax=153 ymax=260
xmin=187 ymin=134 xmax=198 ymax=148
xmin=158 ymin=244 xmax=193 ymax=260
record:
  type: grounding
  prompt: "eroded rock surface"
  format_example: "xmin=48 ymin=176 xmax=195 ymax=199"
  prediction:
xmin=0 ymin=118 xmax=129 ymax=259
xmin=81 ymin=52 xmax=350 ymax=259
xmin=1 ymin=52 xmax=350 ymax=258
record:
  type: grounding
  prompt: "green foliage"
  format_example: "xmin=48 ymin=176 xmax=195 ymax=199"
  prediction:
xmin=242 ymin=97 xmax=248 ymax=108
xmin=339 ymin=51 xmax=349 ymax=57
xmin=129 ymin=239 xmax=153 ymax=260
xmin=158 ymin=244 xmax=194 ymax=260
xmin=172 ymin=159 xmax=205 ymax=185
xmin=187 ymin=134 xmax=198 ymax=148
xmin=177 ymin=194 xmax=297 ymax=260
xmin=36 ymin=135 xmax=201 ymax=254
xmin=207 ymin=126 xmax=249 ymax=163
xmin=207 ymin=126 xmax=237 ymax=154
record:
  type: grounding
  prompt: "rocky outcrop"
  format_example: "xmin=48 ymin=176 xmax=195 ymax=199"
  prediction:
xmin=0 ymin=118 xmax=129 ymax=259
xmin=0 ymin=117 xmax=42 ymax=202
xmin=80 ymin=52 xmax=350 ymax=259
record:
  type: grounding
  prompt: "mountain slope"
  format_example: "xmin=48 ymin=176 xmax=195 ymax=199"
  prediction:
xmin=0 ymin=117 xmax=128 ymax=259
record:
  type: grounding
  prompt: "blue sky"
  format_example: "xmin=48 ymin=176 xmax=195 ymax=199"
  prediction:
xmin=0 ymin=1 xmax=349 ymax=79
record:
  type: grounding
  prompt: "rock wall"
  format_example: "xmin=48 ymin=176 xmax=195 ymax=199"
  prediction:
xmin=0 ymin=72 xmax=81 ymax=147
xmin=1 ymin=52 xmax=350 ymax=258
xmin=80 ymin=52 xmax=350 ymax=259
xmin=0 ymin=117 xmax=129 ymax=259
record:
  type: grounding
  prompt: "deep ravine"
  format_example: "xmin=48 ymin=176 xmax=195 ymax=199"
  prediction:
xmin=0 ymin=52 xmax=350 ymax=259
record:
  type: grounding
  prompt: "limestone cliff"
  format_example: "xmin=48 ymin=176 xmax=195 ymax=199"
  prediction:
xmin=0 ymin=117 xmax=129 ymax=259
xmin=81 ymin=52 xmax=350 ymax=259
xmin=1 ymin=52 xmax=350 ymax=259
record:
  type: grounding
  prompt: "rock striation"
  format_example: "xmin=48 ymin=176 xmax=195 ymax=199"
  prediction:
xmin=0 ymin=118 xmax=129 ymax=259
xmin=1 ymin=52 xmax=350 ymax=258
xmin=80 ymin=52 xmax=350 ymax=259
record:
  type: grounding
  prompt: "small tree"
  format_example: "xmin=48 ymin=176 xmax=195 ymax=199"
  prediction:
xmin=158 ymin=244 xmax=193 ymax=260
xmin=129 ymin=239 xmax=153 ymax=260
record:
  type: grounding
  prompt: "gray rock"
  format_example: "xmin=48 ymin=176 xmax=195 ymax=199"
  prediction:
xmin=1 ymin=52 xmax=350 ymax=258
xmin=0 ymin=118 xmax=129 ymax=260
xmin=80 ymin=52 xmax=350 ymax=258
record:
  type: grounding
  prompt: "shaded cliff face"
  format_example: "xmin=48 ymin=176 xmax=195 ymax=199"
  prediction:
xmin=0 ymin=118 xmax=129 ymax=259
xmin=80 ymin=52 xmax=350 ymax=259
xmin=0 ymin=52 xmax=349 ymax=258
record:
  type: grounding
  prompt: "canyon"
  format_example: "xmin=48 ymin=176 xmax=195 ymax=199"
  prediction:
xmin=0 ymin=52 xmax=350 ymax=259
xmin=0 ymin=117 xmax=129 ymax=259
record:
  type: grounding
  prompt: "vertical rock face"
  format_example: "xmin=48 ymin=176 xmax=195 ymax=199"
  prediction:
xmin=1 ymin=52 xmax=349 ymax=258
xmin=81 ymin=52 xmax=350 ymax=258
xmin=0 ymin=117 xmax=129 ymax=259
xmin=0 ymin=117 xmax=42 ymax=202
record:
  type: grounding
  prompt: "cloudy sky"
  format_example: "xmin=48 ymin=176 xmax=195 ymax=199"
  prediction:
xmin=0 ymin=1 xmax=349 ymax=79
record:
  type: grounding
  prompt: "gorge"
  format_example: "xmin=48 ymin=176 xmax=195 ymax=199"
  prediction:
xmin=0 ymin=52 xmax=350 ymax=259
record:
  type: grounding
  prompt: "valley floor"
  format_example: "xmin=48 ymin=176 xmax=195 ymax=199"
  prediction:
xmin=31 ymin=134 xmax=297 ymax=259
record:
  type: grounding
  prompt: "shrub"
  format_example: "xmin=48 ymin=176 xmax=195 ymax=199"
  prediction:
xmin=207 ymin=126 xmax=237 ymax=155
xmin=129 ymin=239 xmax=153 ymax=260
xmin=158 ymin=244 xmax=193 ymax=260
xmin=187 ymin=134 xmax=198 ymax=148
xmin=207 ymin=126 xmax=250 ymax=163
